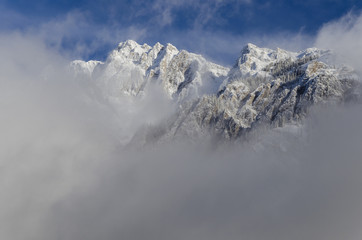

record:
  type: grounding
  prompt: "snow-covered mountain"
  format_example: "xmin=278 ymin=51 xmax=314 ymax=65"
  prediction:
xmin=72 ymin=40 xmax=228 ymax=103
xmin=71 ymin=40 xmax=360 ymax=144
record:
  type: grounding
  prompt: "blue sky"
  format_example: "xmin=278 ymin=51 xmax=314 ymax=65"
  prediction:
xmin=1 ymin=0 xmax=362 ymax=64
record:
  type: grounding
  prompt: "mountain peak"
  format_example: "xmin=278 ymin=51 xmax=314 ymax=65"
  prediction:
xmin=245 ymin=42 xmax=258 ymax=49
xmin=117 ymin=40 xmax=152 ymax=52
xmin=153 ymin=42 xmax=163 ymax=49
xmin=165 ymin=43 xmax=177 ymax=50
xmin=240 ymin=43 xmax=259 ymax=54
xmin=118 ymin=39 xmax=139 ymax=49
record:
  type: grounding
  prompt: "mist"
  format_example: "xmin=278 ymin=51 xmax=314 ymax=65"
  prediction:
xmin=1 ymin=28 xmax=362 ymax=240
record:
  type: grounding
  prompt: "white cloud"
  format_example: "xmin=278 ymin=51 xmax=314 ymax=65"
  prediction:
xmin=315 ymin=11 xmax=362 ymax=73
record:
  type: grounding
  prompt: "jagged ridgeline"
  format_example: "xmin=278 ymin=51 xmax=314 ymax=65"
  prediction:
xmin=71 ymin=40 xmax=360 ymax=144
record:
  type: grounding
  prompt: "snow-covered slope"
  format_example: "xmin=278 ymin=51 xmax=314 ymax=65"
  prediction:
xmin=72 ymin=40 xmax=229 ymax=103
xmin=71 ymin=40 xmax=360 ymax=144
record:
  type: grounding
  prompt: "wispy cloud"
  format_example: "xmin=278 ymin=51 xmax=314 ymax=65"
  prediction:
xmin=2 ymin=2 xmax=361 ymax=69
xmin=0 ymin=5 xmax=32 ymax=30
xmin=315 ymin=11 xmax=362 ymax=72
xmin=23 ymin=11 xmax=147 ymax=60
xmin=143 ymin=0 xmax=253 ymax=28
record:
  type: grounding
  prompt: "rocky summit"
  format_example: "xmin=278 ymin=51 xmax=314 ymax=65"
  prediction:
xmin=71 ymin=40 xmax=360 ymax=144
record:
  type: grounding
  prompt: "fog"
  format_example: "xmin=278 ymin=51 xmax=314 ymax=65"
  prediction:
xmin=1 ymin=30 xmax=362 ymax=240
